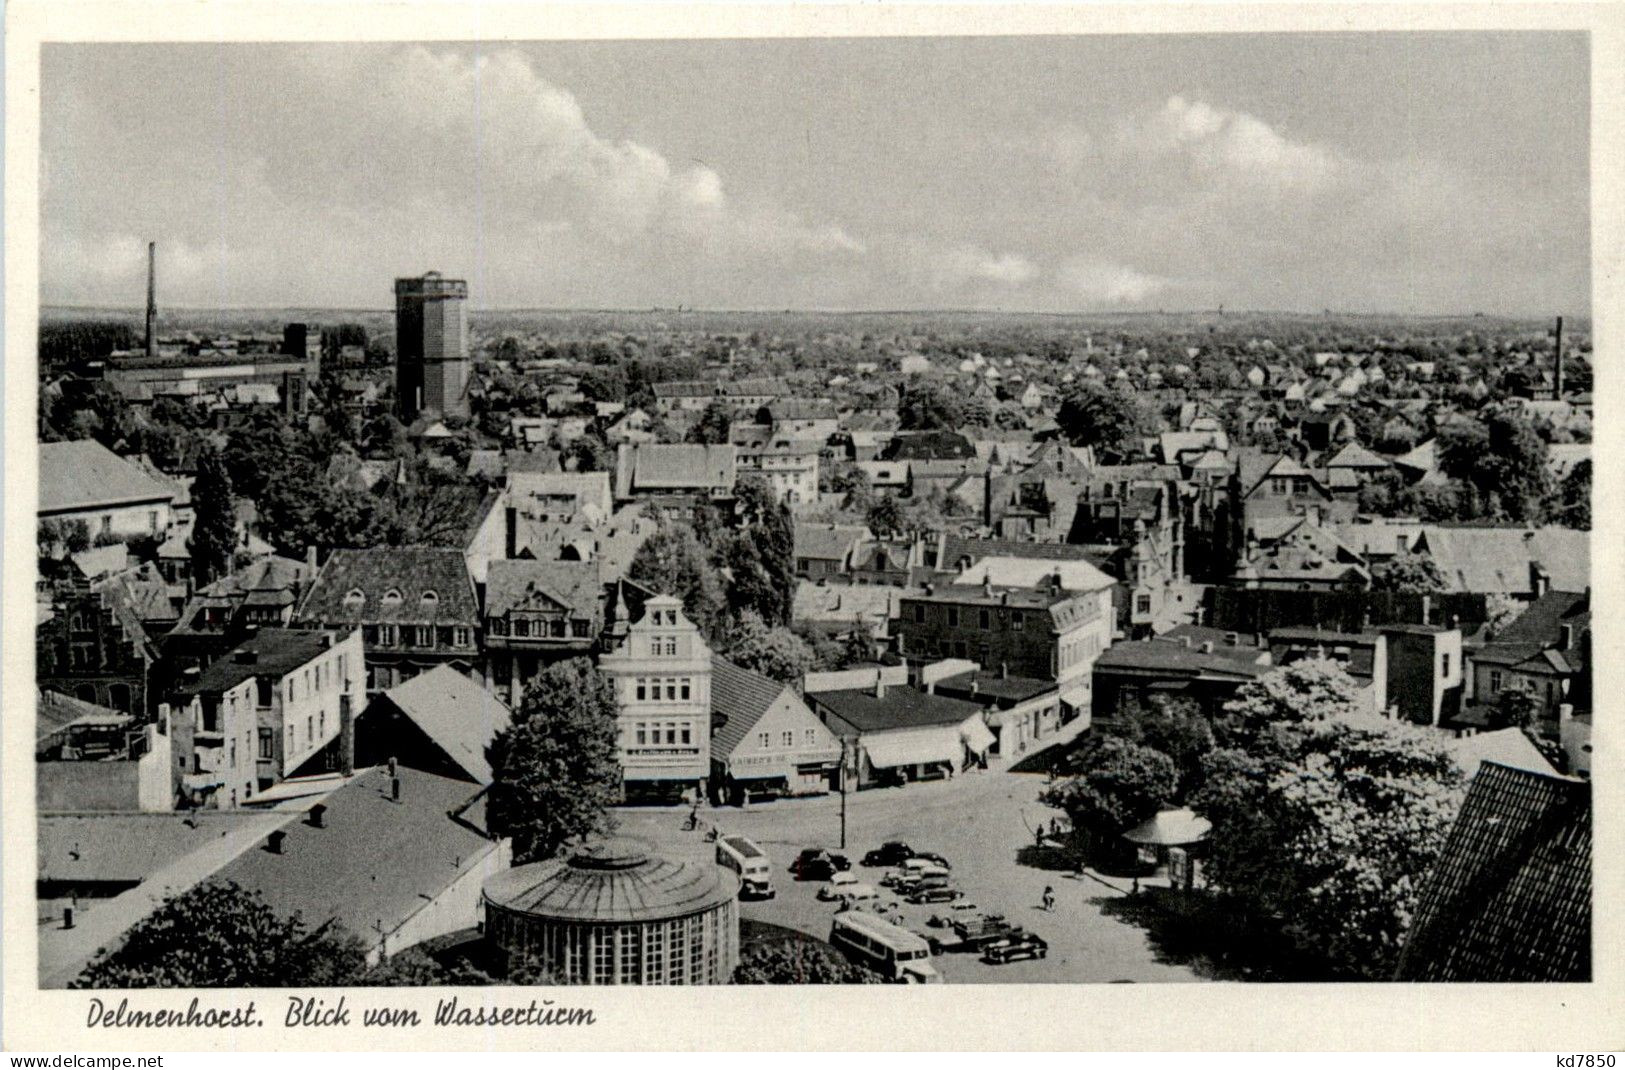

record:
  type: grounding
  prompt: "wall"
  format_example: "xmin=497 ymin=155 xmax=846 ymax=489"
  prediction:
xmin=375 ymin=838 xmax=510 ymax=967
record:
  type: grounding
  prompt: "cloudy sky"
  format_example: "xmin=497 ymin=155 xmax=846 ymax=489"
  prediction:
xmin=41 ymin=35 xmax=1589 ymax=315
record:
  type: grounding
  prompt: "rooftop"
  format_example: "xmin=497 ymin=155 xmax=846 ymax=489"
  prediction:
xmin=710 ymin=656 xmax=795 ymax=759
xmin=810 ymin=685 xmax=984 ymax=734
xmin=38 ymin=440 xmax=178 ymax=515
xmin=296 ymin=547 xmax=479 ymax=627
xmin=483 ymin=836 xmax=738 ymax=923
xmin=373 ymin=665 xmax=512 ymax=785
xmin=183 ymin=627 xmax=341 ymax=696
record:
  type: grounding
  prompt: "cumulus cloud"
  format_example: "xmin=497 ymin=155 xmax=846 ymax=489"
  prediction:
xmin=929 ymin=246 xmax=1040 ymax=291
xmin=1133 ymin=95 xmax=1340 ymax=190
xmin=1056 ymin=257 xmax=1169 ymax=305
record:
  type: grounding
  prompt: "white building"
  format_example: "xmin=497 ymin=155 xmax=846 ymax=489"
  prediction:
xmin=38 ymin=439 xmax=177 ymax=541
xmin=599 ymin=594 xmax=713 ymax=799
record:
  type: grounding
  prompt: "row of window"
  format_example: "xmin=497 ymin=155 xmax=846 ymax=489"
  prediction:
xmin=343 ymin=588 xmax=439 ymax=608
xmin=363 ymin=624 xmax=471 ymax=648
xmin=912 ymin=603 xmax=1027 ymax=631
xmin=758 ymin=728 xmax=821 ymax=750
xmin=632 ymin=677 xmax=694 ymax=703
xmin=488 ymin=616 xmax=591 ymax=639
xmin=632 ymin=721 xmax=695 ymax=747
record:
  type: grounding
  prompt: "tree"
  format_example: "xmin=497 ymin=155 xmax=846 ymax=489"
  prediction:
xmin=865 ymin=496 xmax=905 ymax=538
xmin=733 ymin=935 xmax=883 ymax=984
xmin=576 ymin=365 xmax=627 ymax=404
xmin=487 ymin=657 xmax=623 ymax=865
xmin=1438 ymin=406 xmax=1552 ymax=523
xmin=1107 ymin=693 xmax=1215 ymax=800
xmin=897 ymin=382 xmax=963 ymax=431
xmin=628 ymin=522 xmax=726 ymax=639
xmin=38 ymin=518 xmax=91 ymax=557
xmin=562 ymin=432 xmax=613 ymax=473
xmin=1215 ymin=656 xmax=1367 ymax=750
xmin=720 ymin=476 xmax=795 ymax=626
xmin=1055 ymin=381 xmax=1152 ymax=461
xmin=686 ymin=399 xmax=733 ymax=445
xmin=1041 ymin=736 xmax=1177 ymax=862
xmin=717 ymin=611 xmax=817 ymax=683
xmin=74 ymin=881 xmax=367 ymax=989
xmin=189 ymin=446 xmax=238 ymax=588
xmin=1370 ymin=551 xmax=1448 ymax=594
xmin=1486 ymin=687 xmax=1539 ymax=732
xmin=1192 ymin=661 xmax=1465 ymax=980
xmin=1553 ymin=459 xmax=1591 ymax=530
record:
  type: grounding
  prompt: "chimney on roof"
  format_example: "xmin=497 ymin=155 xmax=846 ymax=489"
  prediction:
xmin=1554 ymin=316 xmax=1565 ymax=398
xmin=338 ymin=694 xmax=355 ymax=777
xmin=308 ymin=804 xmax=326 ymax=828
xmin=871 ymin=672 xmax=886 ymax=700
xmin=1224 ymin=632 xmax=1238 ymax=647
xmin=267 ymin=830 xmax=286 ymax=854
xmin=1531 ymin=562 xmax=1550 ymax=598
xmin=1559 ymin=623 xmax=1575 ymax=651
xmin=999 ymin=661 xmax=1009 ymax=679
xmin=306 ymin=544 xmax=318 ymax=571
xmin=1558 ymin=701 xmax=1573 ymax=724
xmin=145 ymin=242 xmax=158 ymax=360
xmin=1421 ymin=594 xmax=1432 ymax=626
xmin=392 ymin=776 xmax=402 ymax=801
xmin=1181 ymin=636 xmax=1192 ymax=649
xmin=1200 ymin=640 xmax=1214 ymax=654
xmin=233 ymin=649 xmax=257 ymax=665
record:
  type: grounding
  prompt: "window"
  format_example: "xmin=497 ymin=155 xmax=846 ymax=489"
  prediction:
xmin=306 ymin=717 xmax=314 ymax=745
xmin=1489 ymin=670 xmax=1502 ymax=694
xmin=978 ymin=643 xmax=991 ymax=666
xmin=804 ymin=728 xmax=816 ymax=744
xmin=1441 ymin=652 xmax=1451 ymax=679
xmin=913 ymin=604 xmax=925 ymax=624
xmin=954 ymin=641 xmax=968 ymax=658
xmin=551 ymin=619 xmax=567 ymax=638
xmin=420 ymin=590 xmax=438 ymax=607
xmin=1135 ymin=594 xmax=1152 ymax=615
xmin=100 ymin=515 xmax=113 ymax=535
xmin=947 ymin=608 xmax=960 ymax=628
xmin=256 ymin=678 xmax=273 ymax=707
xmin=665 ymin=724 xmax=678 ymax=745
xmin=759 ymin=732 xmax=771 ymax=750
xmin=665 ymin=680 xmax=677 ymax=701
xmin=636 ymin=724 xmax=647 ymax=745
xmin=782 ymin=731 xmax=794 ymax=747
xmin=681 ymin=725 xmax=693 ymax=745
xmin=514 ymin=619 xmax=530 ymax=637
xmin=665 ymin=636 xmax=679 ymax=655
xmin=978 ymin=608 xmax=991 ymax=630
xmin=680 ymin=680 xmax=691 ymax=701
xmin=1012 ymin=612 xmax=1024 ymax=631
xmin=572 ymin=619 xmax=589 ymax=638
xmin=148 ymin=510 xmax=159 ymax=532
xmin=417 ymin=625 xmax=433 ymax=647
xmin=319 ymin=710 xmax=325 ymax=737
xmin=636 ymin=679 xmax=647 ymax=701
xmin=378 ymin=625 xmax=396 ymax=645
xmin=381 ymin=589 xmax=403 ymax=607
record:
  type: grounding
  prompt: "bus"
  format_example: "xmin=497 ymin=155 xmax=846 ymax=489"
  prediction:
xmin=716 ymin=834 xmax=776 ymax=900
xmin=829 ymin=911 xmax=942 ymax=983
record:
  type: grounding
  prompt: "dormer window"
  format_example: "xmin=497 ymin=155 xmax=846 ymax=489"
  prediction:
xmin=342 ymin=589 xmax=365 ymax=607
xmin=420 ymin=590 xmax=439 ymax=608
xmin=381 ymin=589 xmax=403 ymax=607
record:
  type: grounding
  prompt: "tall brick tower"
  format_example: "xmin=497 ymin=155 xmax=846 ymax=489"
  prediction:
xmin=394 ymin=272 xmax=470 ymax=422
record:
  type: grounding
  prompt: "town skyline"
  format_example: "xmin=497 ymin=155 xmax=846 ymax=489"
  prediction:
xmin=43 ymin=35 xmax=1590 ymax=317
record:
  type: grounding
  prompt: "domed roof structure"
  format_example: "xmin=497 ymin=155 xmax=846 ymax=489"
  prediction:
xmin=483 ymin=836 xmax=737 ymax=924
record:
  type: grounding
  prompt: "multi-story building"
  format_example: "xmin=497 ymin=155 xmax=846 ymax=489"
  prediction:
xmin=395 ymin=272 xmax=470 ymax=421
xmin=709 ymin=655 xmax=842 ymax=804
xmin=599 ymin=594 xmax=712 ymax=800
xmin=612 ymin=443 xmax=736 ymax=512
xmin=176 ymin=627 xmax=365 ymax=806
xmin=733 ymin=429 xmax=820 ymax=505
xmin=36 ymin=573 xmax=162 ymax=717
xmin=482 ymin=560 xmax=604 ymax=706
xmin=38 ymin=440 xmax=177 ymax=543
xmin=294 ymin=547 xmax=482 ymax=693
xmin=895 ymin=562 xmax=1116 ymax=712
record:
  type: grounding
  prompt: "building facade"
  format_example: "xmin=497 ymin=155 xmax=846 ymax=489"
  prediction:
xmin=599 ymin=595 xmax=712 ymax=799
xmin=395 ymin=272 xmax=470 ymax=421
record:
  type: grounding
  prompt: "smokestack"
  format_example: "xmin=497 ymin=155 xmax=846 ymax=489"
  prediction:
xmin=1554 ymin=316 xmax=1564 ymax=398
xmin=145 ymin=242 xmax=158 ymax=359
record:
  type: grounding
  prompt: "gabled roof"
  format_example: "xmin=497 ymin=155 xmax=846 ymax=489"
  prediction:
xmin=1447 ymin=729 xmax=1558 ymax=780
xmin=1396 ymin=762 xmax=1590 ymax=981
xmin=710 ymin=655 xmax=800 ymax=759
xmin=1416 ymin=527 xmax=1589 ymax=596
xmin=485 ymin=559 xmax=602 ymax=619
xmin=38 ymin=439 xmax=178 ymax=514
xmin=296 ymin=547 xmax=480 ymax=627
xmin=183 ymin=628 xmax=342 ymax=696
xmin=1326 ymin=441 xmax=1391 ymax=470
xmin=1495 ymin=589 xmax=1589 ymax=649
xmin=376 ymin=665 xmax=511 ymax=784
xmin=618 ymin=444 xmax=736 ymax=491
xmin=793 ymin=523 xmax=868 ymax=562
xmin=211 ymin=765 xmax=499 ymax=953
xmin=811 ymin=686 xmax=984 ymax=734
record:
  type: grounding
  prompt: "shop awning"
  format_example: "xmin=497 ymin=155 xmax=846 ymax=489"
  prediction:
xmin=959 ymin=716 xmax=996 ymax=757
xmin=861 ymin=727 xmax=963 ymax=770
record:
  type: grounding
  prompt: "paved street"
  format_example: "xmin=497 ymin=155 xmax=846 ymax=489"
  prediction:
xmin=614 ymin=761 xmax=1202 ymax=984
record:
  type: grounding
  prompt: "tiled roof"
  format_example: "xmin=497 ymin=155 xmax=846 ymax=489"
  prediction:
xmin=37 ymin=811 xmax=281 ymax=883
xmin=184 ymin=628 xmax=342 ymax=695
xmin=793 ymin=523 xmax=867 ymax=562
xmin=1095 ymin=638 xmax=1274 ymax=678
xmin=1326 ymin=441 xmax=1391 ymax=469
xmin=1395 ymin=762 xmax=1590 ymax=981
xmin=710 ymin=656 xmax=793 ymax=759
xmin=38 ymin=440 xmax=177 ymax=514
xmin=619 ymin=444 xmax=735 ymax=491
xmin=811 ymin=686 xmax=983 ymax=734
xmin=485 ymin=559 xmax=602 ymax=618
xmin=212 ymin=765 xmax=498 ymax=952
xmin=1416 ymin=526 xmax=1589 ymax=596
xmin=1495 ymin=590 xmax=1588 ymax=649
xmin=296 ymin=548 xmax=479 ymax=627
xmin=377 ymin=665 xmax=511 ymax=785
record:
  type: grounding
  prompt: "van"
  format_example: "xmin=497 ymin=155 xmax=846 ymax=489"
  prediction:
xmin=716 ymin=834 xmax=776 ymax=900
xmin=890 ymin=864 xmax=950 ymax=894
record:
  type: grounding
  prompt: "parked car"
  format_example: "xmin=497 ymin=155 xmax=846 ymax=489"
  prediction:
xmin=982 ymin=932 xmax=1048 ymax=964
xmin=816 ymin=871 xmax=860 ymax=901
xmin=907 ymin=886 xmax=963 ymax=905
xmin=912 ymin=852 xmax=951 ymax=869
xmin=832 ymin=881 xmax=881 ymax=903
xmin=862 ymin=842 xmax=915 ymax=867
xmin=792 ymin=849 xmax=852 ymax=880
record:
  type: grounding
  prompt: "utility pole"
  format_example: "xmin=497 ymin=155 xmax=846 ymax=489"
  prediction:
xmin=839 ymin=736 xmax=851 ymax=850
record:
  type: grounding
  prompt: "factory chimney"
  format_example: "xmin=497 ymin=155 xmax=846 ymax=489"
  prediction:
xmin=1553 ymin=316 xmax=1564 ymax=399
xmin=145 ymin=242 xmax=158 ymax=359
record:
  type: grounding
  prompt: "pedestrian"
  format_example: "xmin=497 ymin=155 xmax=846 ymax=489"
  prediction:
xmin=1042 ymin=885 xmax=1055 ymax=912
